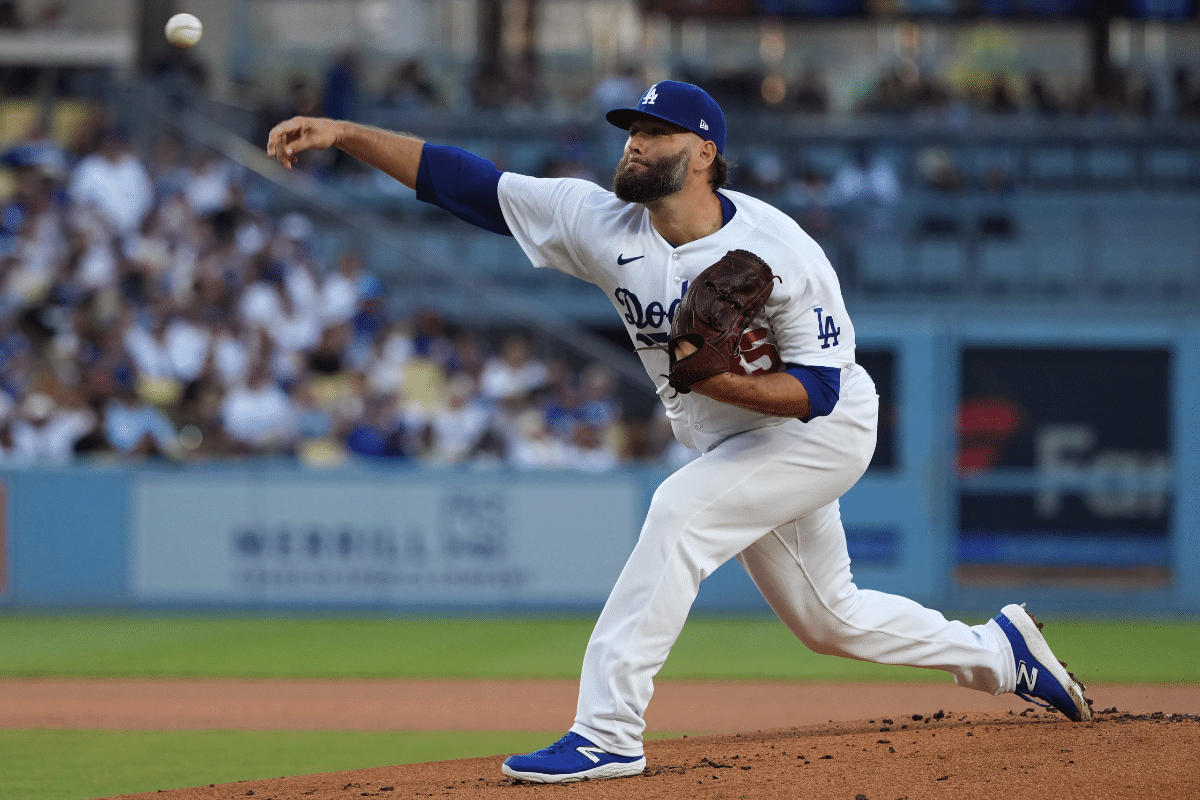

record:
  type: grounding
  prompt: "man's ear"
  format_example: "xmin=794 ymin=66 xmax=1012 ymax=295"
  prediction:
xmin=691 ymin=138 xmax=717 ymax=173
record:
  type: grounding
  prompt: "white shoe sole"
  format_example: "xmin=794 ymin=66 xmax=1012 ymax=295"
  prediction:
xmin=1002 ymin=603 xmax=1092 ymax=722
xmin=502 ymin=757 xmax=646 ymax=783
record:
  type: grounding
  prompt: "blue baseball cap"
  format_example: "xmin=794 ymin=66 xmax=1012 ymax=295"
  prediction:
xmin=605 ymin=81 xmax=727 ymax=155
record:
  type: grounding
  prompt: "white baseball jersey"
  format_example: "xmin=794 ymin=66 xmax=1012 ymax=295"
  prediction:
xmin=497 ymin=173 xmax=863 ymax=452
xmin=495 ymin=171 xmax=1015 ymax=759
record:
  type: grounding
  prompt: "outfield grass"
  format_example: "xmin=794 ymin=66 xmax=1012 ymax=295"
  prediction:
xmin=2 ymin=613 xmax=1198 ymax=683
xmin=0 ymin=729 xmax=564 ymax=800
xmin=3 ymin=614 xmax=1196 ymax=800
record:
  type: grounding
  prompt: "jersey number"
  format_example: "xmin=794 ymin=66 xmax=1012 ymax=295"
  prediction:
xmin=730 ymin=328 xmax=782 ymax=376
xmin=814 ymin=308 xmax=841 ymax=349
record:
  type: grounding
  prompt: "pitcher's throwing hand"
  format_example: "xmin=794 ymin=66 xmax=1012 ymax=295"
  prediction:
xmin=266 ymin=117 xmax=343 ymax=169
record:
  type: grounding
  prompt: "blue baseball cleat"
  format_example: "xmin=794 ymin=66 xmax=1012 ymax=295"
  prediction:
xmin=501 ymin=732 xmax=646 ymax=783
xmin=995 ymin=603 xmax=1092 ymax=722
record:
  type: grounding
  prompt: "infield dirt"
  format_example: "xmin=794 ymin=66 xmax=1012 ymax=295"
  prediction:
xmin=107 ymin=710 xmax=1199 ymax=800
xmin=4 ymin=678 xmax=1198 ymax=799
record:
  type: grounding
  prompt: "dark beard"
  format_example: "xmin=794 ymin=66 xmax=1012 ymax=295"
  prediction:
xmin=612 ymin=147 xmax=690 ymax=204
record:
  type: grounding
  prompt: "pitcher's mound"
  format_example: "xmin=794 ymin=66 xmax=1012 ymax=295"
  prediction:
xmin=112 ymin=709 xmax=1200 ymax=800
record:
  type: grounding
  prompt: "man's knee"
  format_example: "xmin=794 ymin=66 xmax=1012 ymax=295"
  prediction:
xmin=793 ymin=592 xmax=862 ymax=656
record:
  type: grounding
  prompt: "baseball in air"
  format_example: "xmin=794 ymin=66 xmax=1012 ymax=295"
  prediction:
xmin=165 ymin=13 xmax=202 ymax=48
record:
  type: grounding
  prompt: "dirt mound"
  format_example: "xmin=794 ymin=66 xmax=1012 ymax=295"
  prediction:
xmin=110 ymin=710 xmax=1200 ymax=800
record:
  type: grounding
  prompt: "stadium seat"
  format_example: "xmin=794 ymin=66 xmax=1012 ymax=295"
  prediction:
xmin=856 ymin=238 xmax=909 ymax=291
xmin=1085 ymin=147 xmax=1135 ymax=185
xmin=913 ymin=238 xmax=968 ymax=289
xmin=464 ymin=234 xmax=518 ymax=277
xmin=1092 ymin=205 xmax=1200 ymax=295
xmin=961 ymin=144 xmax=1019 ymax=186
xmin=414 ymin=229 xmax=459 ymax=265
xmin=1091 ymin=224 xmax=1150 ymax=292
xmin=977 ymin=239 xmax=1027 ymax=292
xmin=1149 ymin=234 xmax=1200 ymax=295
xmin=1026 ymin=146 xmax=1078 ymax=186
xmin=1015 ymin=196 xmax=1087 ymax=290
xmin=1026 ymin=235 xmax=1085 ymax=290
xmin=1144 ymin=148 xmax=1193 ymax=186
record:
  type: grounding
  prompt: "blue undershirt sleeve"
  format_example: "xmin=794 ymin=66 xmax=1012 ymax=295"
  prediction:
xmin=784 ymin=363 xmax=841 ymax=420
xmin=414 ymin=144 xmax=512 ymax=236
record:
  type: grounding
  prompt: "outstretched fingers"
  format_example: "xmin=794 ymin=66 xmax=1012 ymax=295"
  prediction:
xmin=266 ymin=117 xmax=336 ymax=169
xmin=266 ymin=118 xmax=300 ymax=168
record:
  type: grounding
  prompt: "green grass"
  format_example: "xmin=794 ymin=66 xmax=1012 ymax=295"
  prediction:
xmin=0 ymin=729 xmax=561 ymax=800
xmin=2 ymin=614 xmax=1200 ymax=681
xmin=1 ymin=613 xmax=1197 ymax=683
xmin=1 ymin=614 xmax=1196 ymax=800
xmin=0 ymin=614 xmax=1195 ymax=681
xmin=0 ymin=615 xmax=594 ymax=679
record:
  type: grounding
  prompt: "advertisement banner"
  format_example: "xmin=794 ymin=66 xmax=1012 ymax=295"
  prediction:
xmin=958 ymin=347 xmax=1172 ymax=568
xmin=132 ymin=475 xmax=640 ymax=605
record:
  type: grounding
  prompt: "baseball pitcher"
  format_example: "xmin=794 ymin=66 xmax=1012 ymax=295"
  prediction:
xmin=268 ymin=80 xmax=1090 ymax=784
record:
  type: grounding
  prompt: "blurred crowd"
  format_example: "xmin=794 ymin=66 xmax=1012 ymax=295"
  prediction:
xmin=680 ymin=59 xmax=1200 ymax=123
xmin=5 ymin=10 xmax=1192 ymax=471
xmin=849 ymin=61 xmax=1200 ymax=123
xmin=0 ymin=111 xmax=686 ymax=470
xmin=255 ymin=50 xmax=1200 ymax=129
xmin=3 ymin=0 xmax=1200 ymax=125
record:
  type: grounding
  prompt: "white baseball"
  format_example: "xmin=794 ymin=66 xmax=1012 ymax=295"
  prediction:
xmin=165 ymin=13 xmax=202 ymax=48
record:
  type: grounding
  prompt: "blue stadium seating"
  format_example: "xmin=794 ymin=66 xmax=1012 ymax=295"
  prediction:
xmin=1085 ymin=147 xmax=1135 ymax=185
xmin=976 ymin=239 xmax=1026 ymax=292
xmin=913 ymin=239 xmax=968 ymax=290
xmin=1026 ymin=145 xmax=1078 ymax=186
xmin=1144 ymin=148 xmax=1193 ymax=186
xmin=857 ymin=237 xmax=909 ymax=290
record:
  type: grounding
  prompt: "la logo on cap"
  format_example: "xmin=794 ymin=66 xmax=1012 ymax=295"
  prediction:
xmin=641 ymin=85 xmax=659 ymax=105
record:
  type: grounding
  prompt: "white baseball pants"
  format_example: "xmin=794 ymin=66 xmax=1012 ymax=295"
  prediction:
xmin=571 ymin=365 xmax=1015 ymax=756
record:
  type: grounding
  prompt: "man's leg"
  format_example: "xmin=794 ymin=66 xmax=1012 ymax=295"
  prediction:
xmin=737 ymin=500 xmax=1014 ymax=695
xmin=738 ymin=508 xmax=1092 ymax=720
xmin=504 ymin=372 xmax=880 ymax=781
xmin=571 ymin=416 xmax=875 ymax=755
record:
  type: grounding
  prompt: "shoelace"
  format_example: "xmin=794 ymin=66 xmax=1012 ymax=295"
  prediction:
xmin=544 ymin=734 xmax=575 ymax=754
xmin=1013 ymin=690 xmax=1056 ymax=712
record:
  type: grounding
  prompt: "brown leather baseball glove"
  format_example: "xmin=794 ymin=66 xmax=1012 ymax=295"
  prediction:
xmin=666 ymin=249 xmax=779 ymax=394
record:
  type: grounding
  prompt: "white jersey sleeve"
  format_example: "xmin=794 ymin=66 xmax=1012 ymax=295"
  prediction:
xmin=497 ymin=173 xmax=622 ymax=284
xmin=759 ymin=232 xmax=857 ymax=373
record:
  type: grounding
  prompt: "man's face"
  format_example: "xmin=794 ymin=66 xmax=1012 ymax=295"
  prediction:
xmin=611 ymin=119 xmax=694 ymax=205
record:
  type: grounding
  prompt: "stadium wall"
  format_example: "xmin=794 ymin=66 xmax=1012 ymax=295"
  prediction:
xmin=0 ymin=320 xmax=1196 ymax=616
